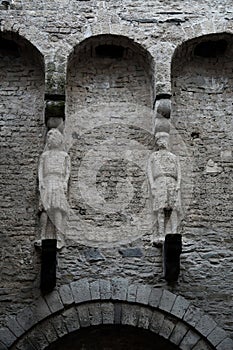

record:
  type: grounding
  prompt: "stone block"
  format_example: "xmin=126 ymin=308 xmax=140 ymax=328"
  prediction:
xmin=159 ymin=290 xmax=176 ymax=313
xmin=192 ymin=340 xmax=213 ymax=350
xmin=6 ymin=317 xmax=24 ymax=338
xmin=136 ymin=285 xmax=151 ymax=305
xmin=127 ymin=284 xmax=138 ymax=303
xmin=159 ymin=316 xmax=177 ymax=339
xmin=45 ymin=290 xmax=64 ymax=313
xmin=171 ymin=295 xmax=190 ymax=319
xmin=111 ymin=278 xmax=128 ymax=300
xmin=179 ymin=330 xmax=201 ymax=350
xmin=59 ymin=284 xmax=74 ymax=306
xmin=149 ymin=310 xmax=165 ymax=334
xmin=148 ymin=288 xmax=163 ymax=308
xmin=121 ymin=304 xmax=140 ymax=327
xmin=16 ymin=307 xmax=38 ymax=331
xmin=216 ymin=338 xmax=233 ymax=350
xmin=89 ymin=280 xmax=100 ymax=300
xmin=137 ymin=307 xmax=152 ymax=329
xmin=183 ymin=305 xmax=203 ymax=328
xmin=77 ymin=304 xmax=91 ymax=328
xmin=0 ymin=327 xmax=16 ymax=347
xmin=169 ymin=321 xmax=189 ymax=346
xmin=15 ymin=338 xmax=36 ymax=350
xmin=88 ymin=303 xmax=102 ymax=326
xmin=207 ymin=326 xmax=227 ymax=347
xmin=51 ymin=315 xmax=68 ymax=338
xmin=27 ymin=328 xmax=49 ymax=350
xmin=62 ymin=307 xmax=80 ymax=333
xmin=71 ymin=279 xmax=91 ymax=304
xmin=119 ymin=248 xmax=143 ymax=258
xmin=32 ymin=297 xmax=51 ymax=322
xmin=195 ymin=314 xmax=217 ymax=337
xmin=39 ymin=320 xmax=58 ymax=344
xmin=101 ymin=302 xmax=114 ymax=324
xmin=99 ymin=280 xmax=112 ymax=300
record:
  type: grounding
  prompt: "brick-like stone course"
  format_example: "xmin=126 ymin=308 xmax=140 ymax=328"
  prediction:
xmin=0 ymin=0 xmax=233 ymax=347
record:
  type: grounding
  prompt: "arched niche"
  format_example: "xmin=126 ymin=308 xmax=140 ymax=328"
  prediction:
xmin=66 ymin=34 xmax=154 ymax=126
xmin=0 ymin=32 xmax=45 ymax=312
xmin=171 ymin=34 xmax=233 ymax=266
xmin=65 ymin=35 xmax=155 ymax=247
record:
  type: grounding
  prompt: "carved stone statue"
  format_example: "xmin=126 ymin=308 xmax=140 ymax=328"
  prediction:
xmin=38 ymin=128 xmax=71 ymax=248
xmin=147 ymin=131 xmax=182 ymax=240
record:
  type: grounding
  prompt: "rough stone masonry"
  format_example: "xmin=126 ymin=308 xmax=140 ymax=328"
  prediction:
xmin=0 ymin=0 xmax=232 ymax=348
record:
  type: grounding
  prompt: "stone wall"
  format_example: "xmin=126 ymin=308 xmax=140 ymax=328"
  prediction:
xmin=0 ymin=0 xmax=232 ymax=346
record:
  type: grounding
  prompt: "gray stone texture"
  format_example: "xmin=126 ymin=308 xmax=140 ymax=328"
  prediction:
xmin=70 ymin=279 xmax=91 ymax=304
xmin=0 ymin=0 xmax=232 ymax=347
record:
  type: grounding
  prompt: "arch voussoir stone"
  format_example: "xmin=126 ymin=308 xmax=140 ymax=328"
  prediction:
xmin=1 ymin=278 xmax=233 ymax=350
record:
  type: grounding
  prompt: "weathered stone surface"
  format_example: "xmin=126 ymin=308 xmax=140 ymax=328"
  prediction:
xmin=179 ymin=329 xmax=201 ymax=350
xmin=192 ymin=340 xmax=213 ymax=350
xmin=51 ymin=315 xmax=68 ymax=338
xmin=62 ymin=307 xmax=80 ymax=333
xmin=207 ymin=326 xmax=228 ymax=347
xmin=59 ymin=284 xmax=74 ymax=306
xmin=111 ymin=278 xmax=128 ymax=301
xmin=101 ymin=302 xmax=114 ymax=325
xmin=149 ymin=310 xmax=165 ymax=334
xmin=137 ymin=307 xmax=152 ymax=329
xmin=0 ymin=327 xmax=16 ymax=347
xmin=171 ymin=295 xmax=190 ymax=319
xmin=88 ymin=303 xmax=102 ymax=326
xmin=148 ymin=288 xmax=163 ymax=308
xmin=45 ymin=291 xmax=64 ymax=314
xmin=84 ymin=248 xmax=105 ymax=262
xmin=127 ymin=284 xmax=138 ymax=303
xmin=89 ymin=280 xmax=100 ymax=300
xmin=5 ymin=317 xmax=24 ymax=338
xmin=169 ymin=321 xmax=189 ymax=346
xmin=216 ymin=338 xmax=233 ymax=350
xmin=159 ymin=290 xmax=177 ymax=313
xmin=70 ymin=279 xmax=91 ymax=304
xmin=159 ymin=316 xmax=177 ymax=340
xmin=195 ymin=314 xmax=217 ymax=337
xmin=136 ymin=285 xmax=151 ymax=305
xmin=121 ymin=304 xmax=140 ymax=327
xmin=99 ymin=280 xmax=112 ymax=300
xmin=119 ymin=248 xmax=143 ymax=258
xmin=77 ymin=304 xmax=91 ymax=328
xmin=0 ymin=1 xmax=232 ymax=346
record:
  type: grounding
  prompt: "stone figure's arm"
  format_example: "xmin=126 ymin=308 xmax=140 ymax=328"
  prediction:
xmin=38 ymin=153 xmax=45 ymax=191
xmin=176 ymin=156 xmax=181 ymax=191
xmin=147 ymin=155 xmax=155 ymax=190
xmin=63 ymin=154 xmax=71 ymax=191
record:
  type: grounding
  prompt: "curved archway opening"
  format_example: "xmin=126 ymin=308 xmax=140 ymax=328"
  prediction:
xmin=45 ymin=325 xmax=179 ymax=350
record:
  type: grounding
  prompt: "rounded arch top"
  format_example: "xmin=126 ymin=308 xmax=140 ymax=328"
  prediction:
xmin=0 ymin=19 xmax=47 ymax=64
xmin=1 ymin=278 xmax=232 ymax=350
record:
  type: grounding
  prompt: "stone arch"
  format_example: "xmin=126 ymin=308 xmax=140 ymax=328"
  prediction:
xmin=64 ymin=34 xmax=156 ymax=246
xmin=1 ymin=279 xmax=232 ymax=349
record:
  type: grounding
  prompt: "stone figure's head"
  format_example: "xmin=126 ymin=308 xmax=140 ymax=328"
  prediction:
xmin=46 ymin=128 xmax=64 ymax=149
xmin=155 ymin=131 xmax=169 ymax=150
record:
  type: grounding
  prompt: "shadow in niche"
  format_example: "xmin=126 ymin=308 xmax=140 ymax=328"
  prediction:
xmin=45 ymin=325 xmax=180 ymax=350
